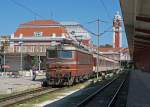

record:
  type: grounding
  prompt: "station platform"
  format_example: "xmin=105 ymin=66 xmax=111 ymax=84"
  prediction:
xmin=127 ymin=70 xmax=150 ymax=107
xmin=0 ymin=75 xmax=45 ymax=95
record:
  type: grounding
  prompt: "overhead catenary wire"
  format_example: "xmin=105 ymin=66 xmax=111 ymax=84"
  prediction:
xmin=80 ymin=19 xmax=112 ymax=37
xmin=85 ymin=25 xmax=113 ymax=37
xmin=10 ymin=0 xmax=44 ymax=19
xmin=81 ymin=19 xmax=120 ymax=63
xmin=87 ymin=19 xmax=111 ymax=24
xmin=97 ymin=0 xmax=111 ymax=19
xmin=112 ymin=0 xmax=116 ymax=14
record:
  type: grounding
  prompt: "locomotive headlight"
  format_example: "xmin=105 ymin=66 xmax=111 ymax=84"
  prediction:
xmin=65 ymin=66 xmax=69 ymax=69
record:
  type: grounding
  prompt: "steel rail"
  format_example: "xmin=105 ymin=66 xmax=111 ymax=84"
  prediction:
xmin=107 ymin=78 xmax=126 ymax=107
xmin=107 ymin=71 xmax=129 ymax=107
xmin=75 ymin=76 xmax=118 ymax=107
xmin=76 ymin=72 xmax=127 ymax=107
xmin=0 ymin=87 xmax=59 ymax=107
xmin=0 ymin=87 xmax=45 ymax=102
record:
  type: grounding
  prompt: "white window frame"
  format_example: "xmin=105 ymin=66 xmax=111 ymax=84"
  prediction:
xmin=34 ymin=32 xmax=43 ymax=37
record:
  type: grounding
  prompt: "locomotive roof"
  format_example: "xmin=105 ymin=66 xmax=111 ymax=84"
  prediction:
xmin=47 ymin=43 xmax=92 ymax=55
xmin=93 ymin=53 xmax=119 ymax=63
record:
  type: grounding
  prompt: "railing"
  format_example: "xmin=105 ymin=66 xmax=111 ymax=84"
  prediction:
xmin=4 ymin=45 xmax=49 ymax=53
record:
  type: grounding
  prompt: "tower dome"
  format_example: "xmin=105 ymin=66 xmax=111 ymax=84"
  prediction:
xmin=114 ymin=11 xmax=122 ymax=20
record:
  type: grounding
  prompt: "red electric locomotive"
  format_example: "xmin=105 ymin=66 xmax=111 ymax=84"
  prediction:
xmin=43 ymin=41 xmax=94 ymax=86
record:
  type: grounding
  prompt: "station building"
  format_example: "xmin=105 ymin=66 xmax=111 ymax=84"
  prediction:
xmin=98 ymin=12 xmax=130 ymax=63
xmin=99 ymin=47 xmax=130 ymax=61
xmin=1 ymin=13 xmax=129 ymax=72
xmin=3 ymin=20 xmax=91 ymax=72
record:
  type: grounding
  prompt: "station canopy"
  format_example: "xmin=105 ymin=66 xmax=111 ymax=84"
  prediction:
xmin=120 ymin=0 xmax=150 ymax=71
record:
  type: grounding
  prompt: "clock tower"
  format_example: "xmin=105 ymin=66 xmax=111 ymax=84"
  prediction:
xmin=113 ymin=11 xmax=122 ymax=48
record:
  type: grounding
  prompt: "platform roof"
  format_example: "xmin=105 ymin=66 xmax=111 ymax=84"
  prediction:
xmin=120 ymin=0 xmax=150 ymax=70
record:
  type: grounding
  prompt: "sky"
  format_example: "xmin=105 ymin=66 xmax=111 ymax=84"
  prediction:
xmin=0 ymin=0 xmax=128 ymax=47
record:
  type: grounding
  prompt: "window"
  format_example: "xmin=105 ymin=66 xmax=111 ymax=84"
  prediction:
xmin=59 ymin=51 xmax=72 ymax=58
xmin=47 ymin=50 xmax=72 ymax=58
xmin=47 ymin=50 xmax=57 ymax=58
xmin=34 ymin=32 xmax=43 ymax=37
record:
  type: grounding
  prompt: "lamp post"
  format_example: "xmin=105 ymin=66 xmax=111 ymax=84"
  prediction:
xmin=21 ymin=44 xmax=23 ymax=71
xmin=87 ymin=18 xmax=102 ymax=79
xmin=97 ymin=19 xmax=100 ymax=79
xmin=119 ymin=48 xmax=124 ymax=71
xmin=119 ymin=49 xmax=122 ymax=71
xmin=38 ymin=45 xmax=41 ymax=72
xmin=19 ymin=34 xmax=23 ymax=72
xmin=1 ymin=40 xmax=6 ymax=76
xmin=3 ymin=50 xmax=5 ymax=75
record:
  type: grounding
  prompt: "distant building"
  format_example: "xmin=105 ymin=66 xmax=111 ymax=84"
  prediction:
xmin=120 ymin=48 xmax=130 ymax=61
xmin=99 ymin=47 xmax=130 ymax=61
xmin=92 ymin=11 xmax=130 ymax=62
xmin=60 ymin=21 xmax=91 ymax=46
xmin=99 ymin=48 xmax=121 ymax=61
xmin=97 ymin=12 xmax=130 ymax=62
xmin=4 ymin=20 xmax=91 ymax=71
xmin=0 ymin=36 xmax=10 ymax=49
xmin=0 ymin=36 xmax=10 ymax=71
xmin=4 ymin=20 xmax=67 ymax=71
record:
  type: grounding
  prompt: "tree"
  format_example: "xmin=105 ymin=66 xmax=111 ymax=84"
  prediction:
xmin=32 ymin=55 xmax=38 ymax=67
xmin=100 ymin=44 xmax=113 ymax=48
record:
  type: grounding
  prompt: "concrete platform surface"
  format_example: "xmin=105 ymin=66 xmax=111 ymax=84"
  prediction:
xmin=0 ymin=75 xmax=45 ymax=94
xmin=127 ymin=70 xmax=150 ymax=107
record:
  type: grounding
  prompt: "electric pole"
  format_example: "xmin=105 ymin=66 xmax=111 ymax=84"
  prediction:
xmin=97 ymin=19 xmax=100 ymax=79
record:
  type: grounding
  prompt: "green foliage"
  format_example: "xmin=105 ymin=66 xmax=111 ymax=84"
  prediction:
xmin=32 ymin=56 xmax=38 ymax=66
xmin=100 ymin=44 xmax=113 ymax=48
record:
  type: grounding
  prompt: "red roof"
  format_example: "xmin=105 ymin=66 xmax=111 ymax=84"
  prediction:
xmin=120 ymin=48 xmax=129 ymax=53
xmin=14 ymin=27 xmax=66 ymax=37
xmin=14 ymin=20 xmax=66 ymax=37
xmin=99 ymin=47 xmax=129 ymax=53
xmin=81 ymin=40 xmax=90 ymax=46
xmin=99 ymin=48 xmax=123 ymax=52
xmin=20 ymin=20 xmax=59 ymax=26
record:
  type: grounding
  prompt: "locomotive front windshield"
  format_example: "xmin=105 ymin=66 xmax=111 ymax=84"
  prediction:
xmin=47 ymin=50 xmax=58 ymax=58
xmin=47 ymin=50 xmax=72 ymax=58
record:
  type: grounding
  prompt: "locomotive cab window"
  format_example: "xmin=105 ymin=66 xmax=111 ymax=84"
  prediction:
xmin=47 ymin=50 xmax=57 ymax=58
xmin=59 ymin=50 xmax=72 ymax=58
xmin=47 ymin=50 xmax=72 ymax=58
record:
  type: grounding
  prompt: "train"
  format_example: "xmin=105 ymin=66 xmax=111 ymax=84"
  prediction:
xmin=42 ymin=40 xmax=119 ymax=86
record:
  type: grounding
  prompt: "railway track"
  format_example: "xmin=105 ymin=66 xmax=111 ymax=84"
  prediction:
xmin=0 ymin=87 xmax=59 ymax=107
xmin=0 ymin=71 xmax=129 ymax=107
xmin=76 ymin=71 xmax=129 ymax=107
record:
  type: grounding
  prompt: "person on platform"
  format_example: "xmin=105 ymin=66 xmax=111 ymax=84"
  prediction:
xmin=32 ymin=65 xmax=37 ymax=81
